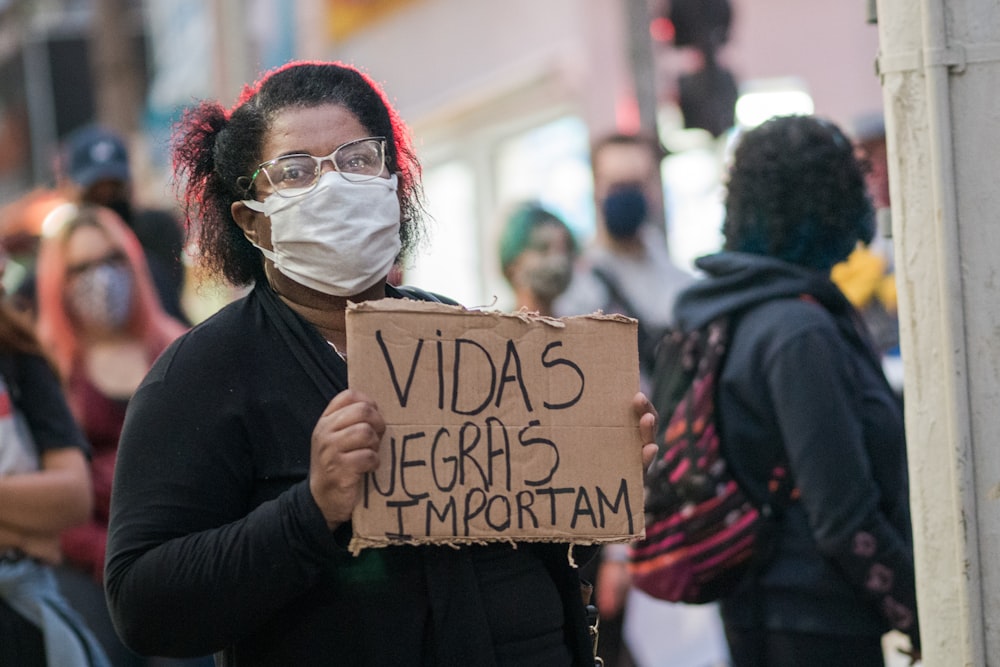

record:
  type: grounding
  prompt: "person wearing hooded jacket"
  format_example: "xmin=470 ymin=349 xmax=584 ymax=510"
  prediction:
xmin=671 ymin=115 xmax=919 ymax=666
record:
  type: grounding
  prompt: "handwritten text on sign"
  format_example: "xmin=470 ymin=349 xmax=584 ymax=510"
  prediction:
xmin=345 ymin=300 xmax=644 ymax=552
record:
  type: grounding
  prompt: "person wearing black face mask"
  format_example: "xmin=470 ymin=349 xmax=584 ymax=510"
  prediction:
xmin=554 ymin=133 xmax=695 ymax=389
xmin=602 ymin=183 xmax=648 ymax=241
xmin=55 ymin=125 xmax=190 ymax=326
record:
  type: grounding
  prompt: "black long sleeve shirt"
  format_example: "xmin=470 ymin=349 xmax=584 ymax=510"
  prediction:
xmin=105 ymin=283 xmax=594 ymax=666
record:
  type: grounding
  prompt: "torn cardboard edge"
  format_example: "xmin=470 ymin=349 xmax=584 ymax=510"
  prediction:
xmin=345 ymin=297 xmax=645 ymax=554
xmin=347 ymin=298 xmax=638 ymax=325
xmin=347 ymin=533 xmax=642 ymax=557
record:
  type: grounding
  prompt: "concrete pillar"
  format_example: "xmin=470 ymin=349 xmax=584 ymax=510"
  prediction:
xmin=875 ymin=0 xmax=1000 ymax=664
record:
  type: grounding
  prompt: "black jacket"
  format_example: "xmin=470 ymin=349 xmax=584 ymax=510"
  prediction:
xmin=674 ymin=252 xmax=919 ymax=647
xmin=105 ymin=282 xmax=595 ymax=666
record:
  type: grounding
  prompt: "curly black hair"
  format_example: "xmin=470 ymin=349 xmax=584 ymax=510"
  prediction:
xmin=722 ymin=115 xmax=874 ymax=270
xmin=172 ymin=61 xmax=426 ymax=286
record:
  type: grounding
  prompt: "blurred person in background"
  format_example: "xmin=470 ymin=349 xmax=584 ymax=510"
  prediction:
xmin=554 ymin=132 xmax=695 ymax=391
xmin=555 ymin=132 xmax=720 ymax=667
xmin=0 ymin=239 xmax=110 ymax=667
xmin=0 ymin=189 xmax=71 ymax=319
xmin=831 ymin=112 xmax=902 ymax=394
xmin=102 ymin=60 xmax=659 ymax=666
xmin=56 ymin=125 xmax=190 ymax=326
xmin=33 ymin=205 xmax=195 ymax=667
xmin=673 ymin=115 xmax=919 ymax=666
xmin=498 ymin=201 xmax=578 ymax=315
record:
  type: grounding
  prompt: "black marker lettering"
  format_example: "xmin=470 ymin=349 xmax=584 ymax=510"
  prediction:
xmin=430 ymin=427 xmax=457 ymax=492
xmin=519 ymin=420 xmax=559 ymax=486
xmin=597 ymin=479 xmax=633 ymax=533
xmin=426 ymin=495 xmax=458 ymax=536
xmin=570 ymin=487 xmax=597 ymax=529
xmin=515 ymin=490 xmax=539 ymax=529
xmin=451 ymin=339 xmax=496 ymax=415
xmin=496 ymin=340 xmax=533 ymax=412
xmin=376 ymin=331 xmax=423 ymax=408
xmin=541 ymin=341 xmax=584 ymax=410
xmin=534 ymin=486 xmax=574 ymax=525
xmin=399 ymin=431 xmax=429 ymax=500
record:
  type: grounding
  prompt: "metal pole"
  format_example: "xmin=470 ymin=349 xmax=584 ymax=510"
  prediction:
xmin=90 ymin=0 xmax=142 ymax=134
xmin=625 ymin=0 xmax=659 ymax=137
xmin=22 ymin=33 xmax=58 ymax=186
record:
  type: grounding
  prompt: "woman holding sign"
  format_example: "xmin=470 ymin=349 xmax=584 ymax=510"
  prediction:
xmin=104 ymin=61 xmax=658 ymax=666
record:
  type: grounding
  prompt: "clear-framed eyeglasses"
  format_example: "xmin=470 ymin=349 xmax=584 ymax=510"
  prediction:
xmin=239 ymin=136 xmax=387 ymax=199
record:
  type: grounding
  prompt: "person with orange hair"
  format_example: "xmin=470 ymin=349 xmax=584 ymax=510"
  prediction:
xmin=33 ymin=204 xmax=190 ymax=666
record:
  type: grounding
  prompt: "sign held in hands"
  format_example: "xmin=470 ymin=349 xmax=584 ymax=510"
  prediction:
xmin=346 ymin=299 xmax=645 ymax=554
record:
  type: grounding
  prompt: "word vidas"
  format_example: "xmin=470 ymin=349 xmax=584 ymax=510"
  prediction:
xmin=374 ymin=330 xmax=585 ymax=415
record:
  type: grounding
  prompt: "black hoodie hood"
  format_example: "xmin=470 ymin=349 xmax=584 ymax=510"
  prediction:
xmin=674 ymin=251 xmax=853 ymax=330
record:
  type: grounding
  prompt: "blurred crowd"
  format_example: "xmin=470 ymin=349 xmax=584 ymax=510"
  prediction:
xmin=0 ymin=125 xmax=209 ymax=666
xmin=493 ymin=111 xmax=904 ymax=667
xmin=0 ymin=91 xmax=907 ymax=665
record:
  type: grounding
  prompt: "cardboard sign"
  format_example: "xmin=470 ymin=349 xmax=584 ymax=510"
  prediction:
xmin=345 ymin=299 xmax=645 ymax=553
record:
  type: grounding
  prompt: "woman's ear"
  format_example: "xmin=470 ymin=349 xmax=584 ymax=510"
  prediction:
xmin=231 ymin=201 xmax=261 ymax=244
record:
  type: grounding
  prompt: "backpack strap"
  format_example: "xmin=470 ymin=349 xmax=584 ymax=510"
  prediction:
xmin=651 ymin=311 xmax=795 ymax=516
xmin=391 ymin=284 xmax=460 ymax=306
xmin=589 ymin=266 xmax=661 ymax=376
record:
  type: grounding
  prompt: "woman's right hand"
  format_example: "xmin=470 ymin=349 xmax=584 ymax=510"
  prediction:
xmin=309 ymin=389 xmax=386 ymax=529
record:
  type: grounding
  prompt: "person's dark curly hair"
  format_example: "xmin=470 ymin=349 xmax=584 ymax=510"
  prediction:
xmin=172 ymin=61 xmax=426 ymax=287
xmin=722 ymin=115 xmax=874 ymax=270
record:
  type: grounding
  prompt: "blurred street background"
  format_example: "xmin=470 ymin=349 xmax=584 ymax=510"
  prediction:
xmin=0 ymin=0 xmax=883 ymax=316
xmin=1 ymin=3 xmax=997 ymax=665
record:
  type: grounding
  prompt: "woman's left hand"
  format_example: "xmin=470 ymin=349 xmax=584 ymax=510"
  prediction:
xmin=632 ymin=392 xmax=658 ymax=470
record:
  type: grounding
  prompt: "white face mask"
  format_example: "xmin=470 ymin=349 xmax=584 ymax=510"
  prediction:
xmin=242 ymin=172 xmax=402 ymax=297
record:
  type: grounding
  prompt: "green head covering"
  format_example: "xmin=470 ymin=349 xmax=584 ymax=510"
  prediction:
xmin=498 ymin=202 xmax=577 ymax=274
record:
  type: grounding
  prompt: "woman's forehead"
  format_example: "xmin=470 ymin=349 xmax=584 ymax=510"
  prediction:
xmin=260 ymin=104 xmax=369 ymax=159
xmin=529 ymin=222 xmax=572 ymax=250
xmin=66 ymin=223 xmax=114 ymax=260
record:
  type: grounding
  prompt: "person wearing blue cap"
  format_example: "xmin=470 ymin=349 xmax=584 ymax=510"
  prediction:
xmin=57 ymin=125 xmax=189 ymax=326
xmin=63 ymin=126 xmax=132 ymax=192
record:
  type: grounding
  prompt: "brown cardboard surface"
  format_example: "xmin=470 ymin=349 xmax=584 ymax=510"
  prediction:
xmin=345 ymin=299 xmax=645 ymax=554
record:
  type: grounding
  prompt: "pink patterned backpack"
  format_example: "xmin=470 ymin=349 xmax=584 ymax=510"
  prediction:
xmin=628 ymin=317 xmax=795 ymax=603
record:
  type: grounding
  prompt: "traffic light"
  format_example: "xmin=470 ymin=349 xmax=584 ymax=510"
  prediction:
xmin=669 ymin=0 xmax=731 ymax=52
xmin=678 ymin=58 xmax=738 ymax=138
xmin=662 ymin=0 xmax=737 ymax=137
